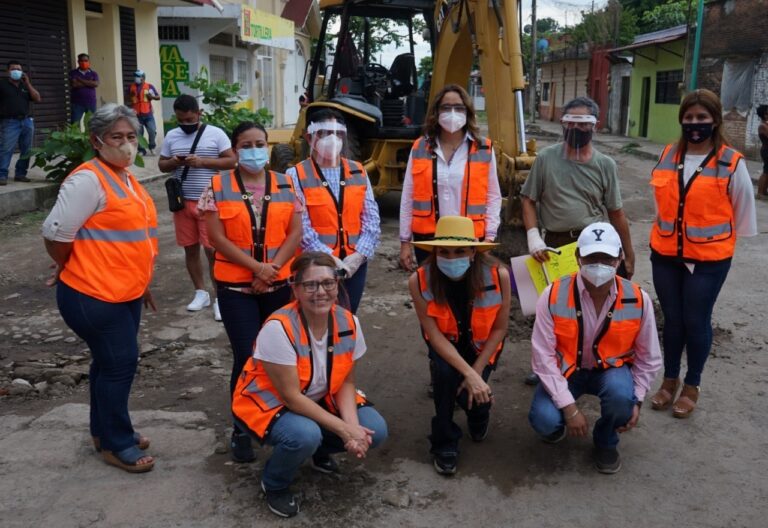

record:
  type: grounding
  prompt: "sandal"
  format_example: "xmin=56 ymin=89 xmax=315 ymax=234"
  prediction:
xmin=672 ymin=384 xmax=700 ymax=418
xmin=92 ymin=432 xmax=150 ymax=452
xmin=650 ymin=378 xmax=680 ymax=411
xmin=102 ymin=445 xmax=155 ymax=473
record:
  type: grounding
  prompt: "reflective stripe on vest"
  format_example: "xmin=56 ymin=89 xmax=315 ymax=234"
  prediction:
xmin=59 ymin=158 xmax=158 ymax=303
xmin=548 ymin=273 xmax=643 ymax=378
xmin=649 ymin=143 xmax=741 ymax=262
xmin=231 ymin=302 xmax=368 ymax=441
xmin=409 ymin=136 xmax=492 ymax=239
xmin=417 ymin=261 xmax=504 ymax=364
xmin=211 ymin=170 xmax=296 ymax=284
xmin=295 ymin=157 xmax=367 ymax=257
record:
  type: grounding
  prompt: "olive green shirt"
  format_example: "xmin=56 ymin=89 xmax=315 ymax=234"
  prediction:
xmin=520 ymin=143 xmax=622 ymax=232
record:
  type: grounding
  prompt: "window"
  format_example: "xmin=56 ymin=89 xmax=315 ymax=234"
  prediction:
xmin=159 ymin=26 xmax=189 ymax=41
xmin=721 ymin=60 xmax=755 ymax=113
xmin=542 ymin=82 xmax=550 ymax=102
xmin=210 ymin=55 xmax=232 ymax=83
xmin=237 ymin=60 xmax=248 ymax=95
xmin=655 ymin=70 xmax=682 ymax=105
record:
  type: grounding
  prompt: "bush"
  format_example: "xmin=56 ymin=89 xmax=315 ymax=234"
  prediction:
xmin=28 ymin=113 xmax=146 ymax=183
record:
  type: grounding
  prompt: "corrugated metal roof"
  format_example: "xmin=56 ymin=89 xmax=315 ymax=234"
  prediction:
xmin=609 ymin=24 xmax=687 ymax=53
xmin=282 ymin=0 xmax=314 ymax=28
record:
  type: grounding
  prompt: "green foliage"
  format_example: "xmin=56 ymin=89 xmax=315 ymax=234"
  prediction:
xmin=28 ymin=113 xmax=146 ymax=183
xmin=418 ymin=55 xmax=433 ymax=79
xmin=184 ymin=67 xmax=274 ymax=136
xmin=640 ymin=0 xmax=689 ymax=32
xmin=569 ymin=0 xmax=638 ymax=47
xmin=524 ymin=17 xmax=561 ymax=35
xmin=324 ymin=15 xmax=427 ymax=60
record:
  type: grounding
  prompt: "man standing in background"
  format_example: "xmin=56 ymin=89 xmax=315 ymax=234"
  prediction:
xmin=129 ymin=70 xmax=160 ymax=156
xmin=69 ymin=53 xmax=99 ymax=124
xmin=0 ymin=60 xmax=41 ymax=185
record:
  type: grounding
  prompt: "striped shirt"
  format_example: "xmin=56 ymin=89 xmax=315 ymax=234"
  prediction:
xmin=287 ymin=164 xmax=381 ymax=259
xmin=160 ymin=124 xmax=231 ymax=200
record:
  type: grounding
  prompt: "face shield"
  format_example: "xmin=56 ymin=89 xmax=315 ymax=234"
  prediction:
xmin=308 ymin=120 xmax=348 ymax=165
xmin=560 ymin=113 xmax=597 ymax=158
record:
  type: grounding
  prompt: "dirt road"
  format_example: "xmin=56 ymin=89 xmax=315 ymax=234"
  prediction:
xmin=1 ymin=139 xmax=767 ymax=528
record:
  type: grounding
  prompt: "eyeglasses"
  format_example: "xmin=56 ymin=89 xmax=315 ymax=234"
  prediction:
xmin=297 ymin=279 xmax=338 ymax=293
xmin=438 ymin=104 xmax=467 ymax=113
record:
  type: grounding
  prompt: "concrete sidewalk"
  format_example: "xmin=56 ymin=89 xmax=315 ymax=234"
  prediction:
xmin=0 ymin=153 xmax=166 ymax=219
xmin=526 ymin=118 xmax=765 ymax=182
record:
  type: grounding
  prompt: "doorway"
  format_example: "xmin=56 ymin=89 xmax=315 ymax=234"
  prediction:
xmin=619 ymin=76 xmax=630 ymax=135
xmin=639 ymin=76 xmax=651 ymax=137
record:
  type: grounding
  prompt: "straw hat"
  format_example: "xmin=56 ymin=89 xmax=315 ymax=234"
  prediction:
xmin=411 ymin=216 xmax=498 ymax=252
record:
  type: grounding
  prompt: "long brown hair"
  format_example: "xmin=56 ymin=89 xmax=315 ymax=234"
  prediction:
xmin=676 ymin=89 xmax=730 ymax=157
xmin=422 ymin=84 xmax=480 ymax=148
xmin=426 ymin=251 xmax=500 ymax=305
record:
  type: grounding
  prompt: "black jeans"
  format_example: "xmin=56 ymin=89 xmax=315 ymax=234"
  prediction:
xmin=428 ymin=346 xmax=494 ymax=455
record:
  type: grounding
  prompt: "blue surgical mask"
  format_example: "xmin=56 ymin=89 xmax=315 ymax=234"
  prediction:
xmin=10 ymin=70 xmax=22 ymax=81
xmin=436 ymin=256 xmax=471 ymax=279
xmin=238 ymin=146 xmax=269 ymax=172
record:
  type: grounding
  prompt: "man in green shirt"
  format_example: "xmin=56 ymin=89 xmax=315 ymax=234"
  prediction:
xmin=520 ymin=96 xmax=635 ymax=384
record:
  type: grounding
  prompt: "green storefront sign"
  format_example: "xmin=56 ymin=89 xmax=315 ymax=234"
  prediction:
xmin=160 ymin=45 xmax=189 ymax=97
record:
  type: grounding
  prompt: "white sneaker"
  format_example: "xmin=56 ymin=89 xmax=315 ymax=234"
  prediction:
xmin=187 ymin=290 xmax=211 ymax=311
xmin=213 ymin=299 xmax=222 ymax=322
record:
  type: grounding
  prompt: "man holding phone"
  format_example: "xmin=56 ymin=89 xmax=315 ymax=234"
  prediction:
xmin=158 ymin=94 xmax=236 ymax=320
xmin=0 ymin=60 xmax=41 ymax=185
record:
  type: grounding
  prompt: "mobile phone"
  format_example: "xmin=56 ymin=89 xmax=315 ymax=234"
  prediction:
xmin=176 ymin=154 xmax=187 ymax=160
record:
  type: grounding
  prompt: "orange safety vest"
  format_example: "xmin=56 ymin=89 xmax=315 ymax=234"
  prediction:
xmin=129 ymin=82 xmax=153 ymax=115
xmin=60 ymin=158 xmax=158 ymax=303
xmin=231 ymin=301 xmax=369 ymax=441
xmin=294 ymin=157 xmax=367 ymax=257
xmin=211 ymin=169 xmax=296 ymax=285
xmin=549 ymin=273 xmax=643 ymax=378
xmin=416 ymin=261 xmax=504 ymax=365
xmin=649 ymin=143 xmax=742 ymax=262
xmin=409 ymin=135 xmax=493 ymax=239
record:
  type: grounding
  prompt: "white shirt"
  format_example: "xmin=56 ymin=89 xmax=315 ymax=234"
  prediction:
xmin=254 ymin=316 xmax=367 ymax=402
xmin=399 ymin=135 xmax=502 ymax=241
xmin=160 ymin=125 xmax=231 ymax=201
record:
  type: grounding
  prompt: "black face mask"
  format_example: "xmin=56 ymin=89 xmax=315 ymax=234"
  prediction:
xmin=563 ymin=127 xmax=593 ymax=149
xmin=179 ymin=122 xmax=199 ymax=135
xmin=681 ymin=122 xmax=714 ymax=144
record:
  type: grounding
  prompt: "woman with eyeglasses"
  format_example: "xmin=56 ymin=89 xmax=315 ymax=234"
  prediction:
xmin=200 ymin=122 xmax=302 ymax=463
xmin=399 ymin=84 xmax=502 ymax=271
xmin=231 ymin=251 xmax=387 ymax=518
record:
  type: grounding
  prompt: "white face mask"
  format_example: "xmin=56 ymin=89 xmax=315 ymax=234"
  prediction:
xmin=314 ymin=134 xmax=343 ymax=162
xmin=97 ymin=137 xmax=137 ymax=168
xmin=438 ymin=111 xmax=467 ymax=133
xmin=580 ymin=263 xmax=617 ymax=287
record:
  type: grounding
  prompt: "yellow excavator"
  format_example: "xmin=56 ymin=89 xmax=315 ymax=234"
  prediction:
xmin=269 ymin=0 xmax=536 ymax=254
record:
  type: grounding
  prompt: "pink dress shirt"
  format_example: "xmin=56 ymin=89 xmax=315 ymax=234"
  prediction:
xmin=530 ymin=274 xmax=661 ymax=409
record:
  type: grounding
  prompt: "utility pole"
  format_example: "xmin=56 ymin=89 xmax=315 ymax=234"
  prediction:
xmin=529 ymin=0 xmax=537 ymax=123
xmin=689 ymin=0 xmax=705 ymax=90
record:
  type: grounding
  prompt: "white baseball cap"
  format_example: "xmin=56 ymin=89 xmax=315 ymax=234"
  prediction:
xmin=577 ymin=222 xmax=622 ymax=257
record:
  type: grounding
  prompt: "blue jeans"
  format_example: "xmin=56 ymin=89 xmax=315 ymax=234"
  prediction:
xmin=137 ymin=113 xmax=157 ymax=151
xmin=71 ymin=103 xmax=95 ymax=124
xmin=528 ymin=365 xmax=635 ymax=449
xmin=262 ymin=406 xmax=388 ymax=490
xmin=651 ymin=255 xmax=731 ymax=386
xmin=217 ymin=284 xmax=291 ymax=433
xmin=340 ymin=260 xmax=367 ymax=314
xmin=56 ymin=280 xmax=143 ymax=453
xmin=0 ymin=117 xmax=33 ymax=180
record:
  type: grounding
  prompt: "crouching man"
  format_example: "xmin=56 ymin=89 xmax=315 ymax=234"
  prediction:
xmin=528 ymin=222 xmax=661 ymax=473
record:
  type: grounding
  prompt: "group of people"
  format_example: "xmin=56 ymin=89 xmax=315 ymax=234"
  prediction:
xmin=40 ymin=81 xmax=756 ymax=519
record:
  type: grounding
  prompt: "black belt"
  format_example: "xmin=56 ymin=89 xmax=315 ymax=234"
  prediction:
xmin=545 ymin=229 xmax=582 ymax=239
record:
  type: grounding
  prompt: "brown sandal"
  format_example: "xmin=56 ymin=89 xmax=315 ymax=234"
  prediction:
xmin=672 ymin=384 xmax=700 ymax=418
xmin=650 ymin=378 xmax=680 ymax=410
xmin=92 ymin=433 xmax=150 ymax=452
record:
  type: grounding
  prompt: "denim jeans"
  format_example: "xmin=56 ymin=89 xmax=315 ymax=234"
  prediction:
xmin=137 ymin=113 xmax=157 ymax=151
xmin=340 ymin=260 xmax=368 ymax=314
xmin=0 ymin=117 xmax=33 ymax=180
xmin=56 ymin=280 xmax=143 ymax=453
xmin=651 ymin=255 xmax=731 ymax=386
xmin=262 ymin=406 xmax=388 ymax=490
xmin=428 ymin=346 xmax=493 ymax=455
xmin=71 ymin=103 xmax=95 ymax=124
xmin=217 ymin=284 xmax=291 ymax=434
xmin=528 ymin=365 xmax=635 ymax=449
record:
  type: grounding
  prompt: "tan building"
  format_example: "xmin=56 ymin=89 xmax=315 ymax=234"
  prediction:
xmin=538 ymin=44 xmax=590 ymax=122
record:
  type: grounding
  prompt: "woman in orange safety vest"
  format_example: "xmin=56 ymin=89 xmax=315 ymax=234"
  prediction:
xmin=200 ymin=122 xmax=302 ymax=463
xmin=231 ymin=251 xmax=387 ymax=518
xmin=648 ymin=89 xmax=757 ymax=418
xmin=399 ymin=84 xmax=502 ymax=271
xmin=409 ymin=216 xmax=510 ymax=476
xmin=42 ymin=104 xmax=158 ymax=473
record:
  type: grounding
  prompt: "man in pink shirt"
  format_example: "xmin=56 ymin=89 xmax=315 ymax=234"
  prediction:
xmin=528 ymin=222 xmax=661 ymax=474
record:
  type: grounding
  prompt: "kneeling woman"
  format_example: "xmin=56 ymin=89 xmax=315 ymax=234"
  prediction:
xmin=232 ymin=251 xmax=387 ymax=518
xmin=409 ymin=216 xmax=510 ymax=475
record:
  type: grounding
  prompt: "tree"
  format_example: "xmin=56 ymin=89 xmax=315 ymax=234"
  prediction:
xmin=418 ymin=55 xmax=433 ymax=80
xmin=324 ymin=15 xmax=427 ymax=60
xmin=640 ymin=0 xmax=689 ymax=32
xmin=569 ymin=0 xmax=637 ymax=47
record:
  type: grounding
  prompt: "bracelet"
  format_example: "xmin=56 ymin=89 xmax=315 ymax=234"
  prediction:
xmin=565 ymin=408 xmax=580 ymax=420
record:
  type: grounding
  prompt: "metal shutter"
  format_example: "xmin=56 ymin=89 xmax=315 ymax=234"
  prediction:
xmin=119 ymin=6 xmax=138 ymax=101
xmin=0 ymin=0 xmax=70 ymax=142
